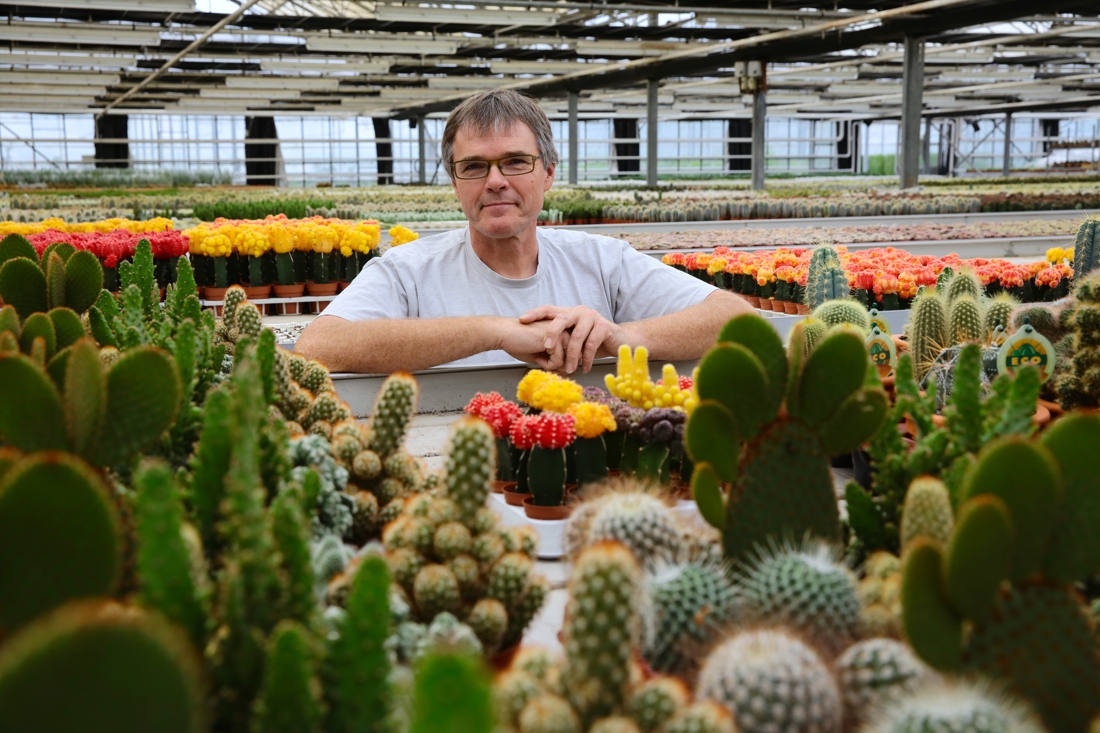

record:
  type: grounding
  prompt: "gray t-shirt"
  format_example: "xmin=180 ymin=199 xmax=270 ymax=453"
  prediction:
xmin=323 ymin=226 xmax=716 ymax=366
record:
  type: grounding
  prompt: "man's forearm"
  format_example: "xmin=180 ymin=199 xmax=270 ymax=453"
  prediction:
xmin=620 ymin=290 xmax=753 ymax=360
xmin=295 ymin=315 xmax=503 ymax=373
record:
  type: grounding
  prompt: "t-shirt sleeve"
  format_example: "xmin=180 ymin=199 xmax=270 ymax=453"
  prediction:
xmin=611 ymin=239 xmax=716 ymax=323
xmin=318 ymin=255 xmax=411 ymax=321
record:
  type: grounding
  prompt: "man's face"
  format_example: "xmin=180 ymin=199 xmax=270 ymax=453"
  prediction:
xmin=450 ymin=121 xmax=555 ymax=241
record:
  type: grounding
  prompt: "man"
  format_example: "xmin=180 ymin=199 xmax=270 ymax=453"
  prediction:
xmin=296 ymin=89 xmax=752 ymax=374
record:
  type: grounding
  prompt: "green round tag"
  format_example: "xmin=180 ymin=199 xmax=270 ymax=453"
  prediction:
xmin=997 ymin=324 xmax=1056 ymax=382
xmin=866 ymin=326 xmax=897 ymax=374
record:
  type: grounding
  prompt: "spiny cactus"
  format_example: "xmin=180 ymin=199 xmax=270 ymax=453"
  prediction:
xmin=1012 ymin=305 xmax=1062 ymax=342
xmin=835 ymin=638 xmax=928 ymax=724
xmin=567 ymin=483 xmax=685 ymax=570
xmin=901 ymin=420 xmax=1100 ymax=733
xmin=564 ymin=541 xmax=642 ymax=727
xmin=644 ymin=557 xmax=738 ymax=673
xmin=803 ymin=245 xmax=848 ymax=310
xmin=627 ymin=676 xmax=689 ymax=733
xmin=1055 ymin=272 xmax=1100 ymax=410
xmin=250 ymin=620 xmax=325 ymax=733
xmin=907 ymin=290 xmax=947 ymax=381
xmin=0 ymin=602 xmax=204 ymax=733
xmin=945 ymin=268 xmax=982 ymax=304
xmin=1073 ymin=215 xmax=1100 ymax=281
xmin=983 ymin=292 xmax=1019 ymax=341
xmin=812 ymin=299 xmax=871 ymax=333
xmin=408 ymin=653 xmax=494 ymax=733
xmin=862 ymin=678 xmax=1045 ymax=733
xmin=686 ymin=315 xmax=887 ymax=566
xmin=899 ymin=476 xmax=955 ymax=553
xmin=519 ymin=694 xmax=581 ymax=733
xmin=660 ymin=701 xmax=735 ymax=733
xmin=696 ymin=628 xmax=843 ymax=733
xmin=947 ymin=294 xmax=983 ymax=344
xmin=444 ymin=416 xmax=495 ymax=525
xmin=367 ymin=372 xmax=418 ymax=459
xmin=736 ymin=539 xmax=861 ymax=653
xmin=0 ymin=452 xmax=122 ymax=633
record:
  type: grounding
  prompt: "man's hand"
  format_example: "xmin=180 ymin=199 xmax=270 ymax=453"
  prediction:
xmin=519 ymin=305 xmax=628 ymax=374
xmin=496 ymin=318 xmax=571 ymax=370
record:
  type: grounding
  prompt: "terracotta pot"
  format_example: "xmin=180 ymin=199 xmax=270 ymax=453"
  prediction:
xmin=783 ymin=301 xmax=799 ymax=314
xmin=522 ymin=496 xmax=572 ymax=520
xmin=1037 ymin=398 xmax=1065 ymax=418
xmin=337 ymin=281 xmax=351 ymax=292
xmin=204 ymin=286 xmax=228 ymax=316
xmin=273 ymin=283 xmax=305 ymax=315
xmin=759 ymin=299 xmax=773 ymax=311
xmin=197 ymin=286 xmax=207 ymax=299
xmin=305 ymin=281 xmax=339 ymax=296
xmin=503 ymin=488 xmax=532 ymax=506
xmin=243 ymin=285 xmax=271 ymax=300
xmin=490 ymin=643 xmax=521 ymax=672
xmin=491 ymin=480 xmax=515 ymax=495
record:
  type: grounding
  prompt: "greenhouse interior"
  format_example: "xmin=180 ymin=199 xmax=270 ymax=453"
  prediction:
xmin=5 ymin=0 xmax=1100 ymax=731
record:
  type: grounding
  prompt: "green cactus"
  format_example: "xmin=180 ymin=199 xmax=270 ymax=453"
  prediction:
xmin=686 ymin=315 xmax=887 ymax=566
xmin=222 ymin=285 xmax=247 ymax=329
xmin=467 ymin=598 xmax=508 ymax=653
xmin=1055 ymin=272 xmax=1100 ymax=409
xmin=907 ymin=290 xmax=948 ymax=381
xmin=502 ymin=574 xmax=548 ymax=649
xmin=367 ymin=372 xmax=418 ymax=459
xmin=271 ymin=490 xmax=317 ymax=629
xmin=0 ymin=241 xmax=102 ymax=319
xmin=323 ymin=555 xmax=392 ymax=733
xmin=444 ymin=417 xmax=495 ymax=525
xmin=901 ymin=424 xmax=1100 ymax=733
xmin=250 ymin=620 xmax=325 ymax=733
xmin=811 ymin=299 xmax=871 ymax=333
xmin=803 ymin=245 xmax=848 ymax=309
xmin=835 ymin=638 xmax=929 ymax=724
xmin=496 ymin=668 xmax=545 ymax=728
xmin=798 ymin=317 xmax=829 ymax=356
xmin=414 ymin=564 xmax=462 ymax=618
xmin=660 ymin=702 xmax=735 ymax=733
xmin=899 ymin=476 xmax=955 ymax=553
xmin=945 ymin=268 xmax=982 ymax=304
xmin=0 ymin=603 xmax=204 ymax=733
xmin=0 ymin=452 xmax=121 ymax=633
xmin=519 ymin=694 xmax=581 ymax=733
xmin=564 ymin=541 xmax=642 ymax=727
xmin=132 ymin=459 xmax=208 ymax=649
xmin=188 ymin=387 xmax=234 ymax=554
xmin=1073 ymin=216 xmax=1100 ymax=281
xmin=487 ymin=552 xmax=534 ymax=606
xmin=863 ymin=678 xmax=1046 ymax=733
xmin=627 ymin=676 xmax=689 ymax=733
xmin=591 ymin=717 xmax=642 ymax=733
xmin=695 ymin=628 xmax=842 ymax=733
xmin=569 ymin=489 xmax=684 ymax=570
xmin=644 ymin=558 xmax=738 ymax=673
xmin=409 ymin=653 xmax=495 ymax=733
xmin=736 ymin=539 xmax=861 ymax=653
xmin=947 ymin=294 xmax=983 ymax=344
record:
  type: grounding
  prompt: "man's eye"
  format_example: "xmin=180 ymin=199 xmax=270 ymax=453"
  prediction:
xmin=501 ymin=158 xmax=529 ymax=170
xmin=460 ymin=162 xmax=487 ymax=174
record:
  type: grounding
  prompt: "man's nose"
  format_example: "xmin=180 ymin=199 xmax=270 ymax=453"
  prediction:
xmin=485 ymin=163 xmax=509 ymax=189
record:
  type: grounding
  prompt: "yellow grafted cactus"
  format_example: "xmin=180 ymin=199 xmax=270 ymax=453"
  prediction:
xmin=517 ymin=370 xmax=558 ymax=406
xmin=530 ymin=378 xmax=583 ymax=414
xmin=606 ymin=346 xmax=693 ymax=412
xmin=569 ymin=402 xmax=616 ymax=439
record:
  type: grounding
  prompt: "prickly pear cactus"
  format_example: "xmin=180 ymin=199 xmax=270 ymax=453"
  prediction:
xmin=686 ymin=315 xmax=887 ymax=566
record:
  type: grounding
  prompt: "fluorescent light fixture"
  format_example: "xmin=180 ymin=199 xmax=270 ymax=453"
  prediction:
xmin=32 ymin=0 xmax=194 ymax=11
xmin=0 ymin=52 xmax=141 ymax=68
xmin=2 ymin=70 xmax=121 ymax=85
xmin=0 ymin=22 xmax=162 ymax=47
xmin=374 ymin=6 xmax=558 ymax=26
xmin=261 ymin=60 xmax=392 ymax=74
xmin=426 ymin=77 xmax=512 ymax=89
xmin=225 ymin=76 xmax=341 ymax=90
xmin=306 ymin=35 xmax=459 ymax=55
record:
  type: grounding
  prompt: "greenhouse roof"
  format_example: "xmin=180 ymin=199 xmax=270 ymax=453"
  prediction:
xmin=0 ymin=0 xmax=1098 ymax=119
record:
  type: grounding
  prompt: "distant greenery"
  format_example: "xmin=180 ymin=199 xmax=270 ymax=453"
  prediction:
xmin=0 ymin=168 xmax=232 ymax=189
xmin=192 ymin=198 xmax=334 ymax=221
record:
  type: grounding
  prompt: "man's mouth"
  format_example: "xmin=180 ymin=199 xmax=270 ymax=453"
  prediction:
xmin=482 ymin=201 xmax=515 ymax=209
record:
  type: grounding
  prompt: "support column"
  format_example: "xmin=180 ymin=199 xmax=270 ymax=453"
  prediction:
xmin=899 ymin=35 xmax=925 ymax=189
xmin=417 ymin=117 xmax=426 ymax=185
xmin=568 ymin=90 xmax=579 ymax=185
xmin=95 ymin=114 xmax=129 ymax=169
xmin=244 ymin=116 xmax=279 ymax=186
xmin=373 ymin=117 xmax=393 ymax=185
xmin=751 ymin=88 xmax=766 ymax=190
xmin=1002 ymin=112 xmax=1012 ymax=177
xmin=647 ymin=79 xmax=659 ymax=186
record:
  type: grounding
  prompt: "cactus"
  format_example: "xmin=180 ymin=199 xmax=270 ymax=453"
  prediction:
xmin=811 ymin=299 xmax=871 ymax=333
xmin=644 ymin=557 xmax=738 ymax=673
xmin=899 ymin=476 xmax=955 ymax=553
xmin=0 ymin=453 xmax=121 ymax=633
xmin=945 ymin=268 xmax=982 ymax=304
xmin=660 ymin=702 xmax=735 ymax=733
xmin=803 ymin=245 xmax=848 ymax=309
xmin=947 ymin=294 xmax=983 ymax=344
xmin=271 ymin=490 xmax=317 ymax=629
xmin=132 ymin=459 xmax=208 ymax=649
xmin=568 ymin=486 xmax=685 ymax=570
xmin=367 ymin=372 xmax=418 ymax=459
xmin=901 ymin=425 xmax=1100 ymax=733
xmin=323 ymin=555 xmax=392 ymax=733
xmin=627 ymin=676 xmax=689 ymax=733
xmin=1073 ymin=216 xmax=1100 ymax=281
xmin=250 ymin=620 xmax=325 ymax=733
xmin=0 ymin=242 xmax=102 ymax=319
xmin=835 ymin=638 xmax=928 ymax=724
xmin=907 ymin=290 xmax=948 ymax=381
xmin=1012 ymin=306 xmax=1062 ymax=341
xmin=736 ymin=539 xmax=861 ymax=653
xmin=1055 ymin=272 xmax=1100 ymax=409
xmin=444 ymin=417 xmax=495 ymax=524
xmin=983 ymin=292 xmax=1019 ymax=341
xmin=414 ymin=564 xmax=462 ymax=618
xmin=496 ymin=668 xmax=546 ymax=728
xmin=409 ymin=653 xmax=495 ymax=733
xmin=695 ymin=628 xmax=842 ymax=733
xmin=564 ymin=541 xmax=642 ymax=727
xmin=862 ymin=678 xmax=1045 ymax=733
xmin=797 ymin=317 xmax=829 ymax=356
xmin=686 ymin=315 xmax=887 ymax=566
xmin=519 ymin=694 xmax=581 ymax=733
xmin=0 ymin=603 xmax=204 ymax=733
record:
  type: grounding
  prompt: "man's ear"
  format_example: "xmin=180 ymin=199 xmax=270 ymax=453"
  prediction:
xmin=543 ymin=163 xmax=555 ymax=191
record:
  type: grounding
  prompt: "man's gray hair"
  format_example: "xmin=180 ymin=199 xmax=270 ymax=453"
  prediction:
xmin=441 ymin=89 xmax=560 ymax=176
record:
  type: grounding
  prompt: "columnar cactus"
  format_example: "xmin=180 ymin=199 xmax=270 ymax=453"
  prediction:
xmin=444 ymin=416 xmax=495 ymax=524
xmin=686 ymin=315 xmax=887 ymax=566
xmin=367 ymin=372 xmax=418 ymax=459
xmin=803 ymin=245 xmax=848 ymax=310
xmin=1055 ymin=272 xmax=1100 ymax=410
xmin=947 ymin=294 xmax=983 ymax=344
xmin=899 ymin=476 xmax=954 ymax=553
xmin=563 ymin=541 xmax=642 ymax=727
xmin=982 ymin=292 xmax=1019 ymax=340
xmin=811 ymin=299 xmax=871 ymax=333
xmin=696 ymin=628 xmax=843 ymax=733
xmin=906 ymin=290 xmax=947 ymax=380
xmin=250 ymin=620 xmax=325 ymax=733
xmin=945 ymin=268 xmax=982 ymax=304
xmin=1072 ymin=215 xmax=1099 ymax=281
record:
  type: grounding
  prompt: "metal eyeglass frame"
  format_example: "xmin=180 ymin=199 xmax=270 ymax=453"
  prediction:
xmin=450 ymin=154 xmax=542 ymax=179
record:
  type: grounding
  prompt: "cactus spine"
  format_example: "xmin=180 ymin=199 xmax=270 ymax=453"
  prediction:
xmin=1055 ymin=273 xmax=1100 ymax=410
xmin=803 ymin=245 xmax=848 ymax=309
xmin=906 ymin=290 xmax=947 ymax=381
xmin=947 ymin=294 xmax=983 ymax=344
xmin=899 ymin=476 xmax=955 ymax=553
xmin=367 ymin=372 xmax=418 ymax=459
xmin=983 ymin=292 xmax=1018 ymax=340
xmin=811 ymin=299 xmax=871 ymax=333
xmin=1073 ymin=216 xmax=1100 ymax=281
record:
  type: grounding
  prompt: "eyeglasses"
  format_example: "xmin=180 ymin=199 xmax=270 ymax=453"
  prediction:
xmin=451 ymin=154 xmax=541 ymax=179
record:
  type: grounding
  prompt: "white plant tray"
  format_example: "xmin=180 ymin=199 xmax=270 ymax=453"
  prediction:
xmin=488 ymin=493 xmax=705 ymax=560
